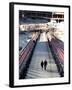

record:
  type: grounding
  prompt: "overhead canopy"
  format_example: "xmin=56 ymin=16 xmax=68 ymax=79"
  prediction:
xmin=19 ymin=10 xmax=64 ymax=24
xmin=19 ymin=10 xmax=52 ymax=19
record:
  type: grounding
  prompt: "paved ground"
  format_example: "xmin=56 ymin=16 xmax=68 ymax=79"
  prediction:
xmin=25 ymin=32 xmax=60 ymax=79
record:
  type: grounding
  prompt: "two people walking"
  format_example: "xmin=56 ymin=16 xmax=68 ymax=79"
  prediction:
xmin=41 ymin=60 xmax=47 ymax=70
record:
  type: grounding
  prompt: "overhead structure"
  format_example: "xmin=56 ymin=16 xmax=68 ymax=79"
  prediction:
xmin=19 ymin=11 xmax=64 ymax=31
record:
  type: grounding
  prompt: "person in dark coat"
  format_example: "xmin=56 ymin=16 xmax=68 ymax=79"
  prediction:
xmin=44 ymin=60 xmax=47 ymax=70
xmin=41 ymin=61 xmax=43 ymax=70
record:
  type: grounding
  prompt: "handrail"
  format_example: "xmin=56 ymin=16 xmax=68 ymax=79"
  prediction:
xmin=51 ymin=42 xmax=64 ymax=64
xmin=19 ymin=33 xmax=40 ymax=66
xmin=19 ymin=39 xmax=32 ymax=57
xmin=19 ymin=40 xmax=33 ymax=65
xmin=49 ymin=38 xmax=64 ymax=65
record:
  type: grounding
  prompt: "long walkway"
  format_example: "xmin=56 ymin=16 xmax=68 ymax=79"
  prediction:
xmin=25 ymin=32 xmax=60 ymax=79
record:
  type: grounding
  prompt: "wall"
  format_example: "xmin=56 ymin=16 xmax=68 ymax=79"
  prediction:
xmin=0 ymin=0 xmax=71 ymax=90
